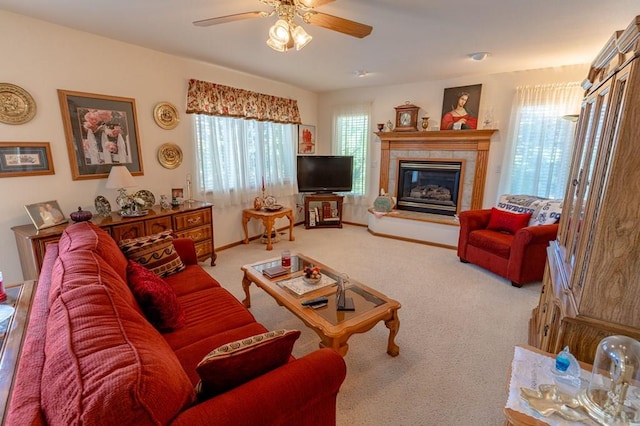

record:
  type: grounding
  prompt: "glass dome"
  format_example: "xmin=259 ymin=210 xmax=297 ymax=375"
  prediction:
xmin=579 ymin=335 xmax=640 ymax=425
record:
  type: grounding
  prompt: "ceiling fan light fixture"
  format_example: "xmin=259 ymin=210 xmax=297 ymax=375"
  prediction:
xmin=266 ymin=37 xmax=287 ymax=52
xmin=292 ymin=25 xmax=312 ymax=50
xmin=269 ymin=19 xmax=291 ymax=44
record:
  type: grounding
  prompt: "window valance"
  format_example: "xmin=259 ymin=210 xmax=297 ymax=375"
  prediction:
xmin=185 ymin=78 xmax=301 ymax=125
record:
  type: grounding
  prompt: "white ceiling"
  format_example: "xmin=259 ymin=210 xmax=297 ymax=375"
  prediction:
xmin=0 ymin=0 xmax=637 ymax=93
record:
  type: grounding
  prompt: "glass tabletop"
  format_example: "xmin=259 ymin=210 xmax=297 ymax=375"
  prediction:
xmin=252 ymin=255 xmax=387 ymax=326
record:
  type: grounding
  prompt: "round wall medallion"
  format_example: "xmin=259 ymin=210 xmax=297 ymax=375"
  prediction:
xmin=0 ymin=83 xmax=37 ymax=125
xmin=158 ymin=143 xmax=183 ymax=169
xmin=153 ymin=102 xmax=179 ymax=129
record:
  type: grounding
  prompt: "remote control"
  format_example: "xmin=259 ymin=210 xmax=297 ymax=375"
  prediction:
xmin=301 ymin=296 xmax=328 ymax=306
xmin=310 ymin=302 xmax=327 ymax=309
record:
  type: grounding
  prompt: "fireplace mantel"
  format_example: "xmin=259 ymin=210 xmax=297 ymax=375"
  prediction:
xmin=377 ymin=129 xmax=497 ymax=211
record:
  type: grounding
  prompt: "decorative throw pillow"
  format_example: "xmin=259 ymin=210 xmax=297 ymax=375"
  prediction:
xmin=126 ymin=260 xmax=185 ymax=331
xmin=496 ymin=194 xmax=544 ymax=226
xmin=486 ymin=207 xmax=532 ymax=234
xmin=195 ymin=329 xmax=301 ymax=400
xmin=531 ymin=199 xmax=563 ymax=225
xmin=119 ymin=230 xmax=185 ymax=277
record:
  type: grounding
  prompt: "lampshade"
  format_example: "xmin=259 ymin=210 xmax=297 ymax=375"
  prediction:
xmin=269 ymin=19 xmax=290 ymax=44
xmin=105 ymin=165 xmax=136 ymax=189
xmin=292 ymin=25 xmax=312 ymax=50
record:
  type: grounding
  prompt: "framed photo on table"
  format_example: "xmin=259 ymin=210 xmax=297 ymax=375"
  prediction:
xmin=298 ymin=124 xmax=316 ymax=154
xmin=57 ymin=89 xmax=144 ymax=180
xmin=25 ymin=200 xmax=67 ymax=230
xmin=0 ymin=142 xmax=54 ymax=178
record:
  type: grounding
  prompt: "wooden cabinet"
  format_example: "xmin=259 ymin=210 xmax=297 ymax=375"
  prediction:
xmin=12 ymin=201 xmax=216 ymax=281
xmin=304 ymin=194 xmax=343 ymax=229
xmin=529 ymin=17 xmax=640 ymax=363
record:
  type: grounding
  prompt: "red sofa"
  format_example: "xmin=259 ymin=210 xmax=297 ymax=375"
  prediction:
xmin=7 ymin=222 xmax=346 ymax=425
xmin=457 ymin=209 xmax=558 ymax=287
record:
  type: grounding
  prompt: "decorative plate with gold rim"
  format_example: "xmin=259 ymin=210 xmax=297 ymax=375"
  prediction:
xmin=153 ymin=102 xmax=179 ymax=130
xmin=157 ymin=143 xmax=183 ymax=169
xmin=0 ymin=83 xmax=37 ymax=125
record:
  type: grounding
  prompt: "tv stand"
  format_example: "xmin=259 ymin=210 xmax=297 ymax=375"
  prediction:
xmin=304 ymin=194 xmax=343 ymax=229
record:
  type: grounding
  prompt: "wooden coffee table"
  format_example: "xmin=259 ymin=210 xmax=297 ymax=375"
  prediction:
xmin=241 ymin=253 xmax=401 ymax=357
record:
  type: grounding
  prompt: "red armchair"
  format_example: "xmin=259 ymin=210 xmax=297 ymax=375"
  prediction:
xmin=457 ymin=208 xmax=558 ymax=287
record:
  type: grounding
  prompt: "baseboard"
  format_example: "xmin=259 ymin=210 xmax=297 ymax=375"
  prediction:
xmin=366 ymin=228 xmax=457 ymax=250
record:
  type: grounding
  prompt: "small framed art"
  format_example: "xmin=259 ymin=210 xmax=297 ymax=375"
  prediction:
xmin=25 ymin=200 xmax=67 ymax=230
xmin=298 ymin=124 xmax=316 ymax=154
xmin=0 ymin=142 xmax=54 ymax=178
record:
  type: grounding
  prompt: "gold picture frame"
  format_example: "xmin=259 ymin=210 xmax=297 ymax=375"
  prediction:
xmin=0 ymin=142 xmax=54 ymax=178
xmin=58 ymin=89 xmax=144 ymax=180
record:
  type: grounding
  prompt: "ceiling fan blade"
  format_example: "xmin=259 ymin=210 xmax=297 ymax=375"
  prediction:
xmin=193 ymin=11 xmax=267 ymax=27
xmin=306 ymin=12 xmax=372 ymax=38
xmin=298 ymin=0 xmax=336 ymax=7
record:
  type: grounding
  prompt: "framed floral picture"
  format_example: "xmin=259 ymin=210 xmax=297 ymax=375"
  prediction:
xmin=0 ymin=142 xmax=54 ymax=178
xmin=58 ymin=89 xmax=144 ymax=180
xmin=298 ymin=124 xmax=316 ymax=155
xmin=440 ymin=84 xmax=482 ymax=130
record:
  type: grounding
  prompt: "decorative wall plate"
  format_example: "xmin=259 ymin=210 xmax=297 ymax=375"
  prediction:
xmin=153 ymin=102 xmax=179 ymax=129
xmin=158 ymin=143 xmax=183 ymax=169
xmin=0 ymin=83 xmax=37 ymax=125
xmin=133 ymin=189 xmax=155 ymax=209
xmin=94 ymin=195 xmax=112 ymax=216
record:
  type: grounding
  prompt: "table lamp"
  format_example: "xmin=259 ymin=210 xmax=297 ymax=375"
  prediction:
xmin=106 ymin=165 xmax=136 ymax=212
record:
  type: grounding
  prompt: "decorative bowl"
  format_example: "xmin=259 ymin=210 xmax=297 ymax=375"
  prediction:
xmin=70 ymin=207 xmax=93 ymax=222
xmin=302 ymin=275 xmax=322 ymax=285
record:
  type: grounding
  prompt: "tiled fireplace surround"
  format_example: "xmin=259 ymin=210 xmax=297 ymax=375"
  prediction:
xmin=368 ymin=129 xmax=496 ymax=248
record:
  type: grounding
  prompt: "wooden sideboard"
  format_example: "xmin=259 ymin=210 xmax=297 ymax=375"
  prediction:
xmin=12 ymin=201 xmax=216 ymax=281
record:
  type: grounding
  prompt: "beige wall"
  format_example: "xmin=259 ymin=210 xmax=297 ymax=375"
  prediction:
xmin=0 ymin=9 xmax=589 ymax=284
xmin=0 ymin=10 xmax=317 ymax=283
xmin=317 ymin=65 xmax=588 ymax=223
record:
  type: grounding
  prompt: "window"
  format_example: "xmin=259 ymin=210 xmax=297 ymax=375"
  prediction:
xmin=194 ymin=115 xmax=297 ymax=207
xmin=501 ymin=83 xmax=583 ymax=199
xmin=332 ymin=103 xmax=370 ymax=197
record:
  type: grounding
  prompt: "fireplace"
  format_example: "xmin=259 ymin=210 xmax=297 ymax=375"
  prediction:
xmin=396 ymin=159 xmax=464 ymax=216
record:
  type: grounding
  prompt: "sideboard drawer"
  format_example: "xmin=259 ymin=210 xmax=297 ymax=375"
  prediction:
xmin=173 ymin=209 xmax=211 ymax=231
xmin=175 ymin=225 xmax=212 ymax=243
xmin=145 ymin=216 xmax=172 ymax=235
xmin=194 ymin=240 xmax=213 ymax=260
xmin=111 ymin=222 xmax=145 ymax=242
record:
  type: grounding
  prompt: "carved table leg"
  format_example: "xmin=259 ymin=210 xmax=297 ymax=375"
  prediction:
xmin=286 ymin=211 xmax=295 ymax=241
xmin=242 ymin=273 xmax=252 ymax=308
xmin=262 ymin=217 xmax=275 ymax=250
xmin=242 ymin=213 xmax=251 ymax=245
xmin=385 ymin=308 xmax=400 ymax=356
xmin=319 ymin=336 xmax=349 ymax=357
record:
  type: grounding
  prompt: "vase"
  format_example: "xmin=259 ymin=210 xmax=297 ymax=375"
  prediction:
xmin=70 ymin=207 xmax=93 ymax=222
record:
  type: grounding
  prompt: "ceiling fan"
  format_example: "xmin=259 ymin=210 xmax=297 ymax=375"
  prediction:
xmin=193 ymin=0 xmax=373 ymax=51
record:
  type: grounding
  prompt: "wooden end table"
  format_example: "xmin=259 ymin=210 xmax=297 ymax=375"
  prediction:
xmin=241 ymin=253 xmax=401 ymax=357
xmin=242 ymin=207 xmax=295 ymax=250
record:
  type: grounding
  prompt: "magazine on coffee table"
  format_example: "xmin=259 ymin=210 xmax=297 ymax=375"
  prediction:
xmin=277 ymin=275 xmax=337 ymax=296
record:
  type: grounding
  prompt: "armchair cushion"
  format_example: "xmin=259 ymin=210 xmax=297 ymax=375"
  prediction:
xmin=486 ymin=208 xmax=532 ymax=234
xmin=195 ymin=329 xmax=301 ymax=399
xmin=468 ymin=229 xmax=513 ymax=258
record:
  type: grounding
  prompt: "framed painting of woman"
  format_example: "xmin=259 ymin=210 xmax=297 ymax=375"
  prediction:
xmin=441 ymin=84 xmax=482 ymax=130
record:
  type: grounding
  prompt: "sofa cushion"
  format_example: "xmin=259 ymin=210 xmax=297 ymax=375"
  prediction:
xmin=58 ymin=221 xmax=128 ymax=280
xmin=49 ymin=249 xmax=141 ymax=314
xmin=163 ymin=264 xmax=222 ymax=296
xmin=195 ymin=329 xmax=301 ymax=399
xmin=127 ymin=259 xmax=185 ymax=331
xmin=468 ymin=229 xmax=513 ymax=258
xmin=41 ymin=284 xmax=195 ymax=425
xmin=119 ymin=230 xmax=186 ymax=277
xmin=163 ymin=287 xmax=258 ymax=351
xmin=487 ymin=208 xmax=531 ymax=234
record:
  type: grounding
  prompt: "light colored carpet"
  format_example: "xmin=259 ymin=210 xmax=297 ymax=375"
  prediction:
xmin=203 ymin=224 xmax=541 ymax=425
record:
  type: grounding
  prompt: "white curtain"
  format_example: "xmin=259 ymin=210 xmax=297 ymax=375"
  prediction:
xmin=332 ymin=103 xmax=371 ymax=205
xmin=194 ymin=115 xmax=297 ymax=208
xmin=499 ymin=83 xmax=584 ymax=199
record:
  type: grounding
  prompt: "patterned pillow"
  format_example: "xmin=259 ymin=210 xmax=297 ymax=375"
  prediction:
xmin=126 ymin=260 xmax=185 ymax=331
xmin=496 ymin=194 xmax=562 ymax=226
xmin=487 ymin=208 xmax=532 ymax=234
xmin=195 ymin=329 xmax=301 ymax=400
xmin=531 ymin=199 xmax=563 ymax=225
xmin=119 ymin=231 xmax=185 ymax=277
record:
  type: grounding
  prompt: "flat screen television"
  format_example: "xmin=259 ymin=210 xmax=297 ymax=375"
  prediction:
xmin=296 ymin=155 xmax=353 ymax=193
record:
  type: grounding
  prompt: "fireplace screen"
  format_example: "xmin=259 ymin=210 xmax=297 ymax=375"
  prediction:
xmin=396 ymin=160 xmax=463 ymax=216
